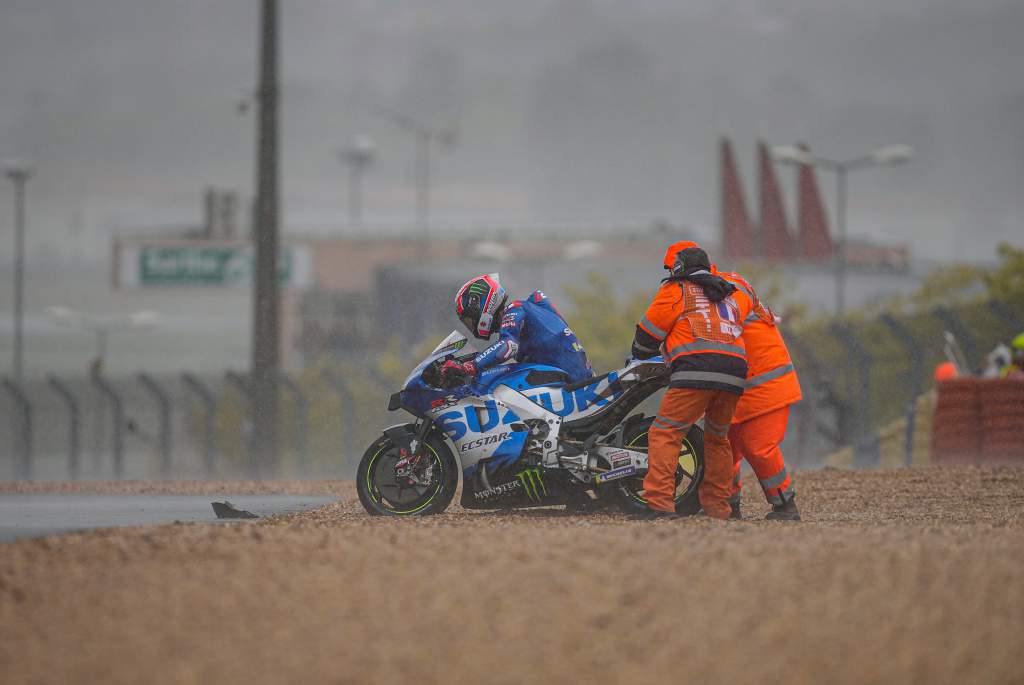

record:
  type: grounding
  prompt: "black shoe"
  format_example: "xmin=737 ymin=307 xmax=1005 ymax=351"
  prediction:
xmin=765 ymin=495 xmax=800 ymax=522
xmin=729 ymin=500 xmax=742 ymax=520
xmin=630 ymin=507 xmax=677 ymax=521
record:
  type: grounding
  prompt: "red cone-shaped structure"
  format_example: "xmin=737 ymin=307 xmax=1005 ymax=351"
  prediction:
xmin=758 ymin=140 xmax=795 ymax=260
xmin=720 ymin=137 xmax=755 ymax=258
xmin=796 ymin=142 xmax=834 ymax=259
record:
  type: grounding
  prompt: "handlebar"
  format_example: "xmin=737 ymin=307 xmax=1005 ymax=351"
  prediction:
xmin=422 ymin=353 xmax=476 ymax=390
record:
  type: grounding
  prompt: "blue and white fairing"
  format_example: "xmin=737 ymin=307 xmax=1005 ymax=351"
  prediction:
xmin=397 ymin=332 xmax=662 ymax=480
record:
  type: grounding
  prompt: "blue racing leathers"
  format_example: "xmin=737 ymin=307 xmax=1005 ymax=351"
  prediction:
xmin=472 ymin=291 xmax=594 ymax=383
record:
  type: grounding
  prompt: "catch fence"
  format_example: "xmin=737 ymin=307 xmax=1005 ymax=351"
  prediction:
xmin=0 ymin=366 xmax=398 ymax=482
xmin=784 ymin=296 xmax=1024 ymax=466
xmin=1 ymin=295 xmax=1021 ymax=480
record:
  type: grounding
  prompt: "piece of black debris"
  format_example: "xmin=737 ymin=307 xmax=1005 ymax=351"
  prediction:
xmin=211 ymin=501 xmax=260 ymax=519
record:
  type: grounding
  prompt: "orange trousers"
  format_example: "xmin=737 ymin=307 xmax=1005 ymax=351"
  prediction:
xmin=728 ymin=405 xmax=795 ymax=506
xmin=645 ymin=387 xmax=740 ymax=519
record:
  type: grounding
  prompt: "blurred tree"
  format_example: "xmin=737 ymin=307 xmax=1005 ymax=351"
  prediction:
xmin=982 ymin=242 xmax=1024 ymax=302
xmin=564 ymin=272 xmax=650 ymax=373
xmin=374 ymin=338 xmax=414 ymax=387
xmin=902 ymin=243 xmax=1024 ymax=310
xmin=910 ymin=263 xmax=987 ymax=308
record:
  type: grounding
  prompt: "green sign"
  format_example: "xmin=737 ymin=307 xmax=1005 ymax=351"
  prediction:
xmin=137 ymin=246 xmax=299 ymax=286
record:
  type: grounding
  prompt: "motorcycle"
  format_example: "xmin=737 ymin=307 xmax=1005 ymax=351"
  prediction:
xmin=356 ymin=331 xmax=705 ymax=516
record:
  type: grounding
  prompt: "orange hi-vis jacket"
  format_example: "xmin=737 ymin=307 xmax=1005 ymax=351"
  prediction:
xmin=733 ymin=315 xmax=803 ymax=423
xmin=637 ymin=272 xmax=758 ymax=394
xmin=716 ymin=271 xmax=802 ymax=422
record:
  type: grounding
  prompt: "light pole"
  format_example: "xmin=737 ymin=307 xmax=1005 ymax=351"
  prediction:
xmin=251 ymin=0 xmax=281 ymax=478
xmin=376 ymin=107 xmax=456 ymax=258
xmin=339 ymin=134 xmax=375 ymax=230
xmin=3 ymin=159 xmax=33 ymax=382
xmin=772 ymin=144 xmax=913 ymax=316
xmin=232 ymin=1 xmax=281 ymax=476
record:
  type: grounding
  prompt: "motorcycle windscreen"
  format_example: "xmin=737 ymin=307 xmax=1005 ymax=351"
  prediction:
xmin=430 ymin=330 xmax=469 ymax=356
xmin=402 ymin=331 xmax=473 ymax=389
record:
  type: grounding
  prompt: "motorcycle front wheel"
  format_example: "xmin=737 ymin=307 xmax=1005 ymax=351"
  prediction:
xmin=356 ymin=429 xmax=459 ymax=516
xmin=608 ymin=416 xmax=704 ymax=515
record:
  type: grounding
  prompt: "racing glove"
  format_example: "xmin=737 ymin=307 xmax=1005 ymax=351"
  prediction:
xmin=440 ymin=359 xmax=476 ymax=383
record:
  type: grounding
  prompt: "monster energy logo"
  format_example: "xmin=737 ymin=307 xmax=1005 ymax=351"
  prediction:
xmin=466 ymin=281 xmax=489 ymax=298
xmin=516 ymin=468 xmax=547 ymax=501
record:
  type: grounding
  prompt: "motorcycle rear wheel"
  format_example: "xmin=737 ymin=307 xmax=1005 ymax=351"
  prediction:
xmin=609 ymin=416 xmax=704 ymax=514
xmin=356 ymin=429 xmax=459 ymax=516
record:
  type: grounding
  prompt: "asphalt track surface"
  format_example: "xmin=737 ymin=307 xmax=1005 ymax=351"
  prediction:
xmin=1 ymin=466 xmax=1022 ymax=684
xmin=0 ymin=493 xmax=339 ymax=542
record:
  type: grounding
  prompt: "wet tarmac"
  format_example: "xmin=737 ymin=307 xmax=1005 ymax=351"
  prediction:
xmin=0 ymin=493 xmax=338 ymax=542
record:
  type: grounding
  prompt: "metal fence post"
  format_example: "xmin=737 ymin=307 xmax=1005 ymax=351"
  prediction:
xmin=138 ymin=373 xmax=172 ymax=478
xmin=879 ymin=314 xmax=924 ymax=467
xmin=47 ymin=375 xmax=81 ymax=480
xmin=989 ymin=298 xmax=1023 ymax=332
xmin=933 ymin=305 xmax=977 ymax=372
xmin=181 ymin=373 xmax=217 ymax=476
xmin=91 ymin=372 xmax=124 ymax=478
xmin=829 ymin=322 xmax=877 ymax=467
xmin=322 ymin=368 xmax=356 ymax=467
xmin=279 ymin=373 xmax=308 ymax=477
xmin=2 ymin=377 xmax=32 ymax=480
xmin=225 ymin=371 xmax=256 ymax=476
xmin=225 ymin=371 xmax=251 ymax=401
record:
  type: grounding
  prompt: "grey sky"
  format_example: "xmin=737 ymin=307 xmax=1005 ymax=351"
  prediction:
xmin=1 ymin=0 xmax=1022 ymax=263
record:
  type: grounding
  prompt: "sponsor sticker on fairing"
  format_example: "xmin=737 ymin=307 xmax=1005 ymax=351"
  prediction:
xmin=460 ymin=431 xmax=512 ymax=452
xmin=473 ymin=479 xmax=521 ymax=500
xmin=605 ymin=449 xmax=632 ymax=468
xmin=431 ymin=394 xmax=460 ymax=410
xmin=594 ymin=465 xmax=637 ymax=484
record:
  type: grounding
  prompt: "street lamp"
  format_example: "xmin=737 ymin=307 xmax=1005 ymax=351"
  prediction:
xmin=376 ymin=106 xmax=457 ymax=258
xmin=2 ymin=159 xmax=34 ymax=382
xmin=338 ymin=134 xmax=375 ymax=230
xmin=46 ymin=307 xmax=164 ymax=371
xmin=772 ymin=143 xmax=913 ymax=316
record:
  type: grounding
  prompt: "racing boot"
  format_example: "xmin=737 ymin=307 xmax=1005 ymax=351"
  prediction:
xmin=765 ymin=493 xmax=800 ymax=522
xmin=729 ymin=499 xmax=742 ymax=520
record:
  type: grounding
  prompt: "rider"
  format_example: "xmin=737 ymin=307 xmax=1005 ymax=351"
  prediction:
xmin=441 ymin=273 xmax=594 ymax=385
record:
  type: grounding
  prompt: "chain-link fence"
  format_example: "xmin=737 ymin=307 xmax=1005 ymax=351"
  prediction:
xmin=0 ymin=365 xmax=400 ymax=482
xmin=784 ymin=296 xmax=1024 ymax=467
xmin=2 ymin=294 xmax=1021 ymax=480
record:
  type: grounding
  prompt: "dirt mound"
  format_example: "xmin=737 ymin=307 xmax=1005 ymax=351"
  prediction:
xmin=1 ymin=466 xmax=1022 ymax=684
